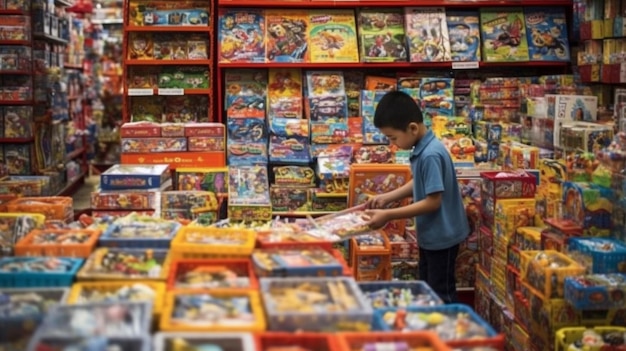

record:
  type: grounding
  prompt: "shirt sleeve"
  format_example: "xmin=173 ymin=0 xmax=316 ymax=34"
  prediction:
xmin=420 ymin=155 xmax=445 ymax=195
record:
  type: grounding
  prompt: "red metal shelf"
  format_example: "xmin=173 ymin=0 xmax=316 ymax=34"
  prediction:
xmin=125 ymin=59 xmax=213 ymax=66
xmin=0 ymin=9 xmax=28 ymax=15
xmin=0 ymin=40 xmax=30 ymax=45
xmin=0 ymin=70 xmax=31 ymax=75
xmin=217 ymin=0 xmax=572 ymax=8
xmin=0 ymin=100 xmax=32 ymax=106
xmin=125 ymin=25 xmax=212 ymax=32
xmin=217 ymin=61 xmax=569 ymax=69
xmin=0 ymin=137 xmax=35 ymax=143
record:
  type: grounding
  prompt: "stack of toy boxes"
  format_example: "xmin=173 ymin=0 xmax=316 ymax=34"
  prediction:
xmin=595 ymin=131 xmax=626 ymax=242
xmin=227 ymin=165 xmax=271 ymax=223
xmin=561 ymin=181 xmax=614 ymax=237
xmin=499 ymin=141 xmax=540 ymax=171
xmin=535 ymin=159 xmax=567 ymax=227
xmin=269 ymin=165 xmax=316 ymax=213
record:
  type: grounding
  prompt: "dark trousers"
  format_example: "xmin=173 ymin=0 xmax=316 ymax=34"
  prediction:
xmin=419 ymin=244 xmax=460 ymax=304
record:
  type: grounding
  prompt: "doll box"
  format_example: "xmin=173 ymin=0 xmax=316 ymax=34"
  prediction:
xmin=100 ymin=164 xmax=170 ymax=190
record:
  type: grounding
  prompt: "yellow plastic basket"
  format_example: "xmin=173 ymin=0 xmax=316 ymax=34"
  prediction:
xmin=67 ymin=281 xmax=166 ymax=315
xmin=555 ymin=326 xmax=626 ymax=351
xmin=170 ymin=227 xmax=256 ymax=259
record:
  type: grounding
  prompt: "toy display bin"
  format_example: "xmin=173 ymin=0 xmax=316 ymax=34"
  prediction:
xmin=564 ymin=273 xmax=626 ymax=310
xmin=35 ymin=301 xmax=152 ymax=338
xmin=519 ymin=250 xmax=586 ymax=299
xmin=153 ymin=332 xmax=255 ymax=351
xmin=357 ymin=281 xmax=443 ymax=308
xmin=252 ymin=247 xmax=347 ymax=278
xmin=256 ymin=231 xmax=334 ymax=251
xmin=6 ymin=196 xmax=74 ymax=222
xmin=26 ymin=336 xmax=151 ymax=351
xmin=257 ymin=332 xmax=341 ymax=351
xmin=98 ymin=221 xmax=181 ymax=249
xmin=336 ymin=331 xmax=451 ymax=351
xmin=554 ymin=326 xmax=626 ymax=351
xmin=160 ymin=289 xmax=266 ymax=332
xmin=480 ymin=171 xmax=537 ymax=200
xmin=66 ymin=281 xmax=166 ymax=315
xmin=13 ymin=229 xmax=101 ymax=258
xmin=0 ymin=257 xmax=84 ymax=288
xmin=373 ymin=304 xmax=500 ymax=345
xmin=76 ymin=248 xmax=171 ymax=281
xmin=167 ymin=258 xmax=258 ymax=290
xmin=568 ymin=237 xmax=626 ymax=274
xmin=260 ymin=277 xmax=373 ymax=332
xmin=170 ymin=227 xmax=256 ymax=259
xmin=0 ymin=213 xmax=46 ymax=257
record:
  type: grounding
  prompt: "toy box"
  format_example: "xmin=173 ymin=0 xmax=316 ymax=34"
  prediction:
xmin=310 ymin=120 xmax=349 ymax=144
xmin=154 ymin=333 xmax=255 ymax=351
xmin=120 ymin=122 xmax=161 ymax=138
xmin=520 ymin=250 xmax=586 ymax=299
xmin=360 ymin=91 xmax=388 ymax=145
xmin=480 ymin=8 xmax=529 ymax=62
xmin=218 ymin=9 xmax=265 ymax=63
xmin=159 ymin=123 xmax=185 ymax=138
xmin=3 ymin=106 xmax=32 ymax=139
xmin=564 ymin=274 xmax=626 ymax=310
xmin=100 ymin=164 xmax=170 ymax=191
xmin=228 ymin=166 xmax=271 ymax=221
xmin=357 ymin=9 xmax=407 ymax=63
xmin=562 ymin=182 xmax=614 ymax=233
xmin=267 ymin=68 xmax=303 ymax=119
xmin=268 ymin=117 xmax=308 ymax=139
xmin=552 ymin=94 xmax=598 ymax=149
xmin=157 ymin=66 xmax=209 ymax=89
xmin=404 ymin=7 xmax=451 ymax=62
xmin=270 ymin=186 xmax=310 ymax=213
xmin=524 ymin=7 xmax=570 ymax=62
xmin=308 ymin=10 xmax=359 ymax=63
xmin=167 ymin=258 xmax=257 ymax=290
xmin=224 ymin=70 xmax=267 ymax=119
xmin=353 ymin=145 xmax=393 ymax=164
xmin=273 ymin=166 xmax=315 ymax=188
xmin=568 ymin=237 xmax=626 ymax=274
xmin=121 ymin=137 xmax=187 ymax=154
xmin=493 ymin=198 xmax=536 ymax=239
xmin=265 ymin=10 xmax=309 ymax=63
xmin=0 ymin=15 xmax=30 ymax=41
xmin=99 ymin=218 xmax=181 ymax=249
xmin=269 ymin=135 xmax=311 ymax=165
xmin=447 ymin=11 xmax=481 ymax=62
xmin=161 ymin=191 xmax=219 ymax=221
xmin=310 ymin=189 xmax=348 ymax=212
xmin=187 ymin=136 xmax=224 ymax=152
xmin=516 ymin=227 xmax=543 ymax=251
xmin=127 ymin=67 xmax=158 ymax=89
xmin=252 ymin=248 xmax=346 ymax=278
xmin=129 ymin=1 xmax=210 ymax=26
xmin=184 ymin=122 xmax=224 ymax=137
xmin=317 ymin=154 xmax=351 ymax=181
xmin=4 ymin=143 xmax=31 ymax=175
xmin=227 ymin=143 xmax=268 ymax=166
xmin=176 ymin=167 xmax=228 ymax=196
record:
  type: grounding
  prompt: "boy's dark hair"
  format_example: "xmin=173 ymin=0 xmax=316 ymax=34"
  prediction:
xmin=373 ymin=90 xmax=423 ymax=130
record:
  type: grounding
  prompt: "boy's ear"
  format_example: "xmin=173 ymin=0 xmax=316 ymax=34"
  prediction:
xmin=408 ymin=122 xmax=420 ymax=135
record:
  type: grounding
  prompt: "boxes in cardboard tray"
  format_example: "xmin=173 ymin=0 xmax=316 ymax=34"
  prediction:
xmin=14 ymin=229 xmax=101 ymax=258
xmin=0 ymin=213 xmax=45 ymax=257
xmin=520 ymin=250 xmax=586 ymax=299
xmin=568 ymin=237 xmax=626 ymax=274
xmin=261 ymin=277 xmax=373 ymax=332
xmin=66 ymin=281 xmax=166 ymax=315
xmin=170 ymin=226 xmax=256 ymax=259
xmin=0 ymin=257 xmax=83 ymax=288
xmin=564 ymin=273 xmax=626 ymax=310
xmin=100 ymin=164 xmax=170 ymax=191
xmin=77 ymin=248 xmax=170 ymax=281
xmin=357 ymin=281 xmax=443 ymax=309
xmin=98 ymin=219 xmax=181 ymax=249
xmin=336 ymin=332 xmax=451 ymax=351
xmin=554 ymin=326 xmax=626 ymax=351
xmin=252 ymin=248 xmax=346 ymax=278
xmin=167 ymin=258 xmax=258 ymax=290
xmin=153 ymin=332 xmax=255 ymax=351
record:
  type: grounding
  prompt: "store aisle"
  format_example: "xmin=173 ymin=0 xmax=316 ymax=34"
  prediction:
xmin=72 ymin=175 xmax=99 ymax=211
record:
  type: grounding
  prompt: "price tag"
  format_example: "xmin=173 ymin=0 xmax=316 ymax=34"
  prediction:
xmin=452 ymin=61 xmax=480 ymax=70
xmin=158 ymin=88 xmax=184 ymax=96
xmin=127 ymin=88 xmax=153 ymax=96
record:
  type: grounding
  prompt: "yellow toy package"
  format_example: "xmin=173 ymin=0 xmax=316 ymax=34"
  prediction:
xmin=308 ymin=10 xmax=359 ymax=63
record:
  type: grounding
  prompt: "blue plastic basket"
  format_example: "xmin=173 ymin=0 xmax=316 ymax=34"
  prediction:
xmin=27 ymin=335 xmax=151 ymax=351
xmin=98 ymin=222 xmax=181 ymax=249
xmin=0 ymin=258 xmax=84 ymax=288
xmin=372 ymin=304 xmax=498 ymax=340
xmin=358 ymin=281 xmax=443 ymax=309
xmin=568 ymin=237 xmax=626 ymax=274
xmin=564 ymin=274 xmax=626 ymax=310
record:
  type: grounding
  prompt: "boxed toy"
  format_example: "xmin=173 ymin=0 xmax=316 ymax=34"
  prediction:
xmin=404 ymin=7 xmax=451 ymax=62
xmin=273 ymin=166 xmax=315 ymax=188
xmin=308 ymin=10 xmax=359 ymax=63
xmin=524 ymin=7 xmax=570 ymax=62
xmin=100 ymin=164 xmax=171 ymax=191
xmin=480 ymin=8 xmax=529 ymax=62
xmin=218 ymin=9 xmax=265 ymax=63
xmin=357 ymin=8 xmax=407 ymax=63
xmin=184 ymin=122 xmax=225 ymax=137
xmin=228 ymin=166 xmax=271 ymax=221
xmin=270 ymin=186 xmax=310 ymax=213
xmin=267 ymin=68 xmax=303 ymax=119
xmin=120 ymin=122 xmax=162 ymax=138
xmin=265 ymin=10 xmax=309 ymax=63
xmin=447 ymin=11 xmax=481 ymax=62
xmin=121 ymin=137 xmax=187 ymax=154
xmin=157 ymin=66 xmax=210 ymax=89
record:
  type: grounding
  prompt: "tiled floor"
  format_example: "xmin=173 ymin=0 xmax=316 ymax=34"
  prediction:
xmin=72 ymin=175 xmax=99 ymax=211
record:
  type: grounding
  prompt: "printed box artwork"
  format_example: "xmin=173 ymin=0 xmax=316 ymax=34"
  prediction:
xmin=218 ymin=9 xmax=265 ymax=63
xmin=100 ymin=164 xmax=170 ymax=191
xmin=267 ymin=68 xmax=303 ymax=119
xmin=404 ymin=7 xmax=451 ymax=62
xmin=224 ymin=70 xmax=267 ymax=119
xmin=446 ymin=11 xmax=481 ymax=62
xmin=480 ymin=8 xmax=530 ymax=62
xmin=308 ymin=10 xmax=359 ymax=63
xmin=551 ymin=94 xmax=598 ymax=148
xmin=357 ymin=9 xmax=407 ymax=62
xmin=265 ymin=10 xmax=309 ymax=63
xmin=524 ymin=7 xmax=570 ymax=62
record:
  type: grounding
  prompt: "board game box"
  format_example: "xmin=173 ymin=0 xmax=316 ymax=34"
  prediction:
xmin=267 ymin=68 xmax=303 ymax=119
xmin=308 ymin=10 xmax=359 ymax=63
xmin=218 ymin=9 xmax=265 ymax=63
xmin=446 ymin=11 xmax=481 ymax=62
xmin=524 ymin=7 xmax=570 ymax=62
xmin=480 ymin=8 xmax=529 ymax=62
xmin=265 ymin=10 xmax=309 ymax=63
xmin=404 ymin=7 xmax=451 ymax=62
xmin=357 ymin=9 xmax=407 ymax=62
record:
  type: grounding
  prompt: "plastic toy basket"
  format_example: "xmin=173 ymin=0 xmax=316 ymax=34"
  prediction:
xmin=252 ymin=247 xmax=351 ymax=278
xmin=480 ymin=171 xmax=537 ymax=200
xmin=554 ymin=326 xmax=626 ymax=351
xmin=372 ymin=304 xmax=500 ymax=346
xmin=260 ymin=277 xmax=373 ymax=332
xmin=170 ymin=226 xmax=256 ymax=259
xmin=76 ymin=248 xmax=171 ymax=281
xmin=564 ymin=273 xmax=626 ymax=310
xmin=160 ymin=289 xmax=266 ymax=332
xmin=98 ymin=221 xmax=181 ymax=249
xmin=519 ymin=250 xmax=586 ymax=299
xmin=0 ymin=212 xmax=46 ymax=257
xmin=0 ymin=257 xmax=84 ymax=288
xmin=13 ymin=229 xmax=101 ymax=258
xmin=66 ymin=281 xmax=166 ymax=315
xmin=256 ymin=233 xmax=334 ymax=251
xmin=6 ymin=196 xmax=74 ymax=222
xmin=257 ymin=332 xmax=341 ymax=351
xmin=153 ymin=332 xmax=256 ymax=351
xmin=357 ymin=280 xmax=443 ymax=308
xmin=26 ymin=335 xmax=151 ymax=351
xmin=568 ymin=237 xmax=626 ymax=274
xmin=167 ymin=258 xmax=258 ymax=290
xmin=336 ymin=331 xmax=451 ymax=351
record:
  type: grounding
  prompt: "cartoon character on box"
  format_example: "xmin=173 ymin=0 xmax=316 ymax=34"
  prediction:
xmin=524 ymin=7 xmax=569 ymax=61
xmin=265 ymin=11 xmax=308 ymax=63
xmin=227 ymin=118 xmax=265 ymax=144
xmin=447 ymin=11 xmax=481 ymax=62
xmin=480 ymin=9 xmax=529 ymax=62
xmin=358 ymin=9 xmax=407 ymax=62
xmin=309 ymin=96 xmax=348 ymax=121
xmin=404 ymin=7 xmax=451 ymax=62
xmin=218 ymin=10 xmax=265 ymax=63
xmin=563 ymin=182 xmax=613 ymax=232
xmin=308 ymin=10 xmax=359 ymax=63
xmin=3 ymin=106 xmax=32 ymax=138
xmin=354 ymin=145 xmax=393 ymax=164
xmin=128 ymin=33 xmax=153 ymax=60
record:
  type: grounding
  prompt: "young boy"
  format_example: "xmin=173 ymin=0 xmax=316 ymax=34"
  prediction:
xmin=365 ymin=90 xmax=469 ymax=304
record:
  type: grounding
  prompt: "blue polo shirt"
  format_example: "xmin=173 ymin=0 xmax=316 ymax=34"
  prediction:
xmin=410 ymin=130 xmax=469 ymax=250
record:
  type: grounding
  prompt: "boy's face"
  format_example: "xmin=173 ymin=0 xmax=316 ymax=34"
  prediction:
xmin=379 ymin=122 xmax=421 ymax=150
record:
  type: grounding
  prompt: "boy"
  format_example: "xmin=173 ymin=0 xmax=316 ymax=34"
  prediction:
xmin=365 ymin=90 xmax=469 ymax=303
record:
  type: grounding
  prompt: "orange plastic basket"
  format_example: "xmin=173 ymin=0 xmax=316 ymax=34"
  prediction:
xmin=14 ymin=229 xmax=101 ymax=258
xmin=167 ymin=258 xmax=258 ymax=291
xmin=257 ymin=333 xmax=342 ymax=351
xmin=6 ymin=196 xmax=73 ymax=222
xmin=67 ymin=280 xmax=166 ymax=315
xmin=170 ymin=226 xmax=256 ymax=259
xmin=336 ymin=332 xmax=452 ymax=351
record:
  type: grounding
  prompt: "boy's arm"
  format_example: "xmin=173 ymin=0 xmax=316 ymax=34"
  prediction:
xmin=384 ymin=179 xmax=414 ymax=203
xmin=386 ymin=192 xmax=442 ymax=220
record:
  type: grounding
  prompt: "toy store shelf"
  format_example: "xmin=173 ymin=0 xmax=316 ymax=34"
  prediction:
xmin=56 ymin=171 xmax=86 ymax=197
xmin=125 ymin=59 xmax=212 ymax=66
xmin=0 ymin=100 xmax=32 ymax=106
xmin=0 ymin=40 xmax=30 ymax=46
xmin=0 ymin=70 xmax=31 ymax=75
xmin=125 ymin=25 xmax=212 ymax=32
xmin=34 ymin=32 xmax=68 ymax=45
xmin=218 ymin=61 xmax=570 ymax=70
xmin=0 ymin=137 xmax=35 ymax=143
xmin=217 ymin=0 xmax=572 ymax=8
xmin=65 ymin=147 xmax=86 ymax=162
xmin=120 ymin=152 xmax=226 ymax=169
xmin=273 ymin=211 xmax=335 ymax=217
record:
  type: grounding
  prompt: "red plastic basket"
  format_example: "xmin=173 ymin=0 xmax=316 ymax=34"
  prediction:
xmin=166 ymin=258 xmax=258 ymax=291
xmin=336 ymin=331 xmax=452 ymax=351
xmin=256 ymin=333 xmax=341 ymax=351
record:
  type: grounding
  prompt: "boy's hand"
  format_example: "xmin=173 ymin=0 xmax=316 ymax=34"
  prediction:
xmin=364 ymin=209 xmax=390 ymax=230
xmin=366 ymin=194 xmax=391 ymax=209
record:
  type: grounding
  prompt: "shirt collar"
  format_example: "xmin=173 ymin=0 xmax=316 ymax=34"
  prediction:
xmin=410 ymin=130 xmax=435 ymax=159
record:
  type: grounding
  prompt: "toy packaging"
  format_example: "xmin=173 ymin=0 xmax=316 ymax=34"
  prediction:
xmin=348 ymin=164 xmax=410 ymax=208
xmin=121 ymin=137 xmax=187 ymax=154
xmin=0 ymin=213 xmax=44 ymax=256
xmin=218 ymin=9 xmax=265 ymax=63
xmin=552 ymin=94 xmax=598 ymax=149
xmin=184 ymin=122 xmax=225 ymax=137
xmin=357 ymin=9 xmax=407 ymax=62
xmin=3 ymin=106 xmax=32 ymax=139
xmin=0 ymin=45 xmax=31 ymax=71
xmin=130 ymin=96 xmax=163 ymax=123
xmin=310 ymin=120 xmax=349 ymax=144
xmin=265 ymin=10 xmax=309 ymax=63
xmin=127 ymin=32 xmax=154 ymax=60
xmin=308 ymin=10 xmax=359 ymax=63
xmin=100 ymin=164 xmax=171 ymax=191
xmin=272 ymin=167 xmax=315 ymax=189
xmin=227 ymin=118 xmax=267 ymax=145
xmin=157 ymin=66 xmax=210 ymax=89
xmin=354 ymin=145 xmax=393 ymax=164
xmin=344 ymin=72 xmax=364 ymax=117
xmin=176 ymin=167 xmax=228 ymax=195
xmin=360 ymin=90 xmax=389 ymax=145
xmin=267 ymin=68 xmax=303 ymax=119
xmin=227 ymin=143 xmax=268 ymax=166
xmin=120 ymin=122 xmax=161 ymax=138
xmin=306 ymin=70 xmax=346 ymax=97
xmin=127 ymin=67 xmax=158 ymax=89
xmin=404 ymin=7 xmax=451 ymax=62
xmin=419 ymin=77 xmax=455 ymax=118
xmin=78 ymin=248 xmax=168 ymax=280
xmin=270 ymin=186 xmax=310 ymax=212
xmin=480 ymin=8 xmax=530 ymax=62
xmin=524 ymin=7 xmax=570 ymax=62
xmin=228 ymin=166 xmax=271 ymax=221
xmin=304 ymin=205 xmax=372 ymax=242
xmin=224 ymin=70 xmax=268 ymax=119
xmin=4 ymin=144 xmax=31 ymax=175
xmin=128 ymin=0 xmax=210 ymax=26
xmin=446 ymin=11 xmax=481 ymax=62
xmin=269 ymin=134 xmax=311 ymax=165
